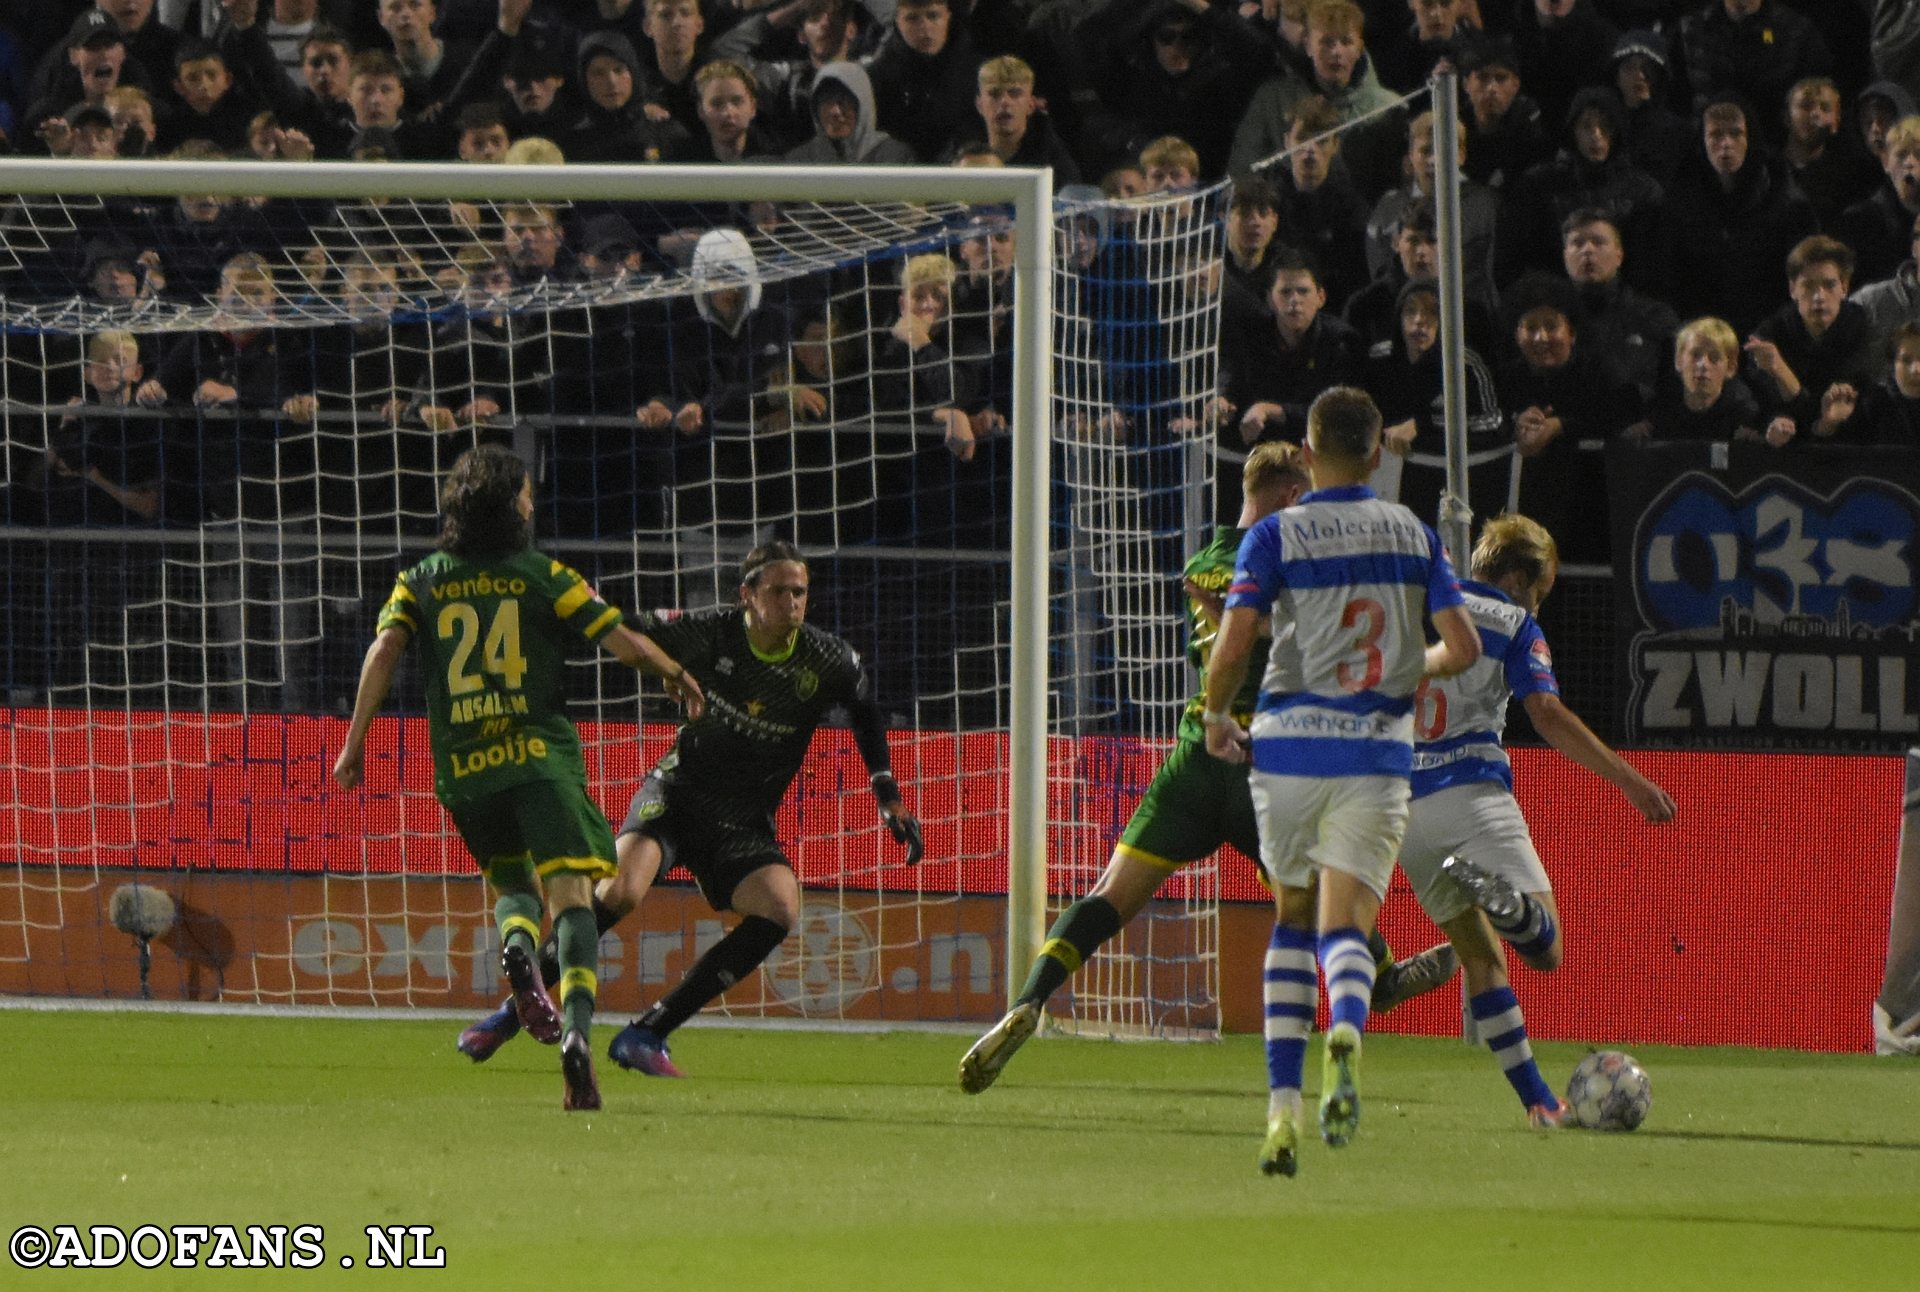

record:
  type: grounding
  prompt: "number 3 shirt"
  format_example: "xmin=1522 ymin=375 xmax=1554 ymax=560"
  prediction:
xmin=377 ymin=546 xmax=623 ymax=806
xmin=1225 ymin=483 xmax=1464 ymax=778
xmin=1408 ymin=578 xmax=1559 ymax=800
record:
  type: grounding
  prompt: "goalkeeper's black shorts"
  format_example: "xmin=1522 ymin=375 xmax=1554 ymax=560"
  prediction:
xmin=618 ymin=771 xmax=790 ymax=912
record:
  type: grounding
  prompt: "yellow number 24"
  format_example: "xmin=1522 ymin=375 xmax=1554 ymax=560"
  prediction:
xmin=437 ymin=600 xmax=528 ymax=694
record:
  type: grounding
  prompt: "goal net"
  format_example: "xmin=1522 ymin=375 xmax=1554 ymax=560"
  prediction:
xmin=0 ymin=158 xmax=1226 ymax=1036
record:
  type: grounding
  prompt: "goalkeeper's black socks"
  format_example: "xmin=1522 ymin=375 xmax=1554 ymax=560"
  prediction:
xmin=637 ymin=915 xmax=789 ymax=1037
xmin=1016 ymin=896 xmax=1123 ymax=1006
xmin=554 ymin=905 xmax=600 ymax=1038
xmin=539 ymin=893 xmax=624 ymax=988
xmin=1367 ymin=926 xmax=1395 ymax=971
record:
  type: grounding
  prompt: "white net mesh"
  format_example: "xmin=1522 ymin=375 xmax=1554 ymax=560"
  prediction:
xmin=0 ymin=162 xmax=1227 ymax=1035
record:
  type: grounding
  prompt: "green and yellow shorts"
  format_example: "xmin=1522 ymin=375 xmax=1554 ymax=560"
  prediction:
xmin=1114 ymin=738 xmax=1262 ymax=873
xmin=447 ymin=779 xmax=618 ymax=884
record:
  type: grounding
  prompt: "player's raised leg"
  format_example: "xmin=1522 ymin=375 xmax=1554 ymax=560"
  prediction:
xmin=1442 ymin=857 xmax=1564 ymax=972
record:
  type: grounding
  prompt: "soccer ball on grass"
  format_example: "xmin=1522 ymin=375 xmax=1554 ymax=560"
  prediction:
xmin=1564 ymin=1050 xmax=1652 ymax=1131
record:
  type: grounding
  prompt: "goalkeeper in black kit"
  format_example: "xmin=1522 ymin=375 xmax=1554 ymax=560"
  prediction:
xmin=458 ymin=539 xmax=923 ymax=1075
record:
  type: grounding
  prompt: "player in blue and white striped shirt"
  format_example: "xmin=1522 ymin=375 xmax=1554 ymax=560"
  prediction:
xmin=1202 ymin=387 xmax=1480 ymax=1176
xmin=1398 ymin=513 xmax=1676 ymax=1127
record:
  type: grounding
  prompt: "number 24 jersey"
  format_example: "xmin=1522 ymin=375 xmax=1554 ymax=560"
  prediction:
xmin=377 ymin=546 xmax=622 ymax=807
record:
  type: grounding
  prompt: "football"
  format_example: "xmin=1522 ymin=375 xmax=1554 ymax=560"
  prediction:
xmin=1565 ymin=1050 xmax=1653 ymax=1131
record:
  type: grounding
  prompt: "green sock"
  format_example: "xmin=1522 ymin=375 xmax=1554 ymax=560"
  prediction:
xmin=554 ymin=905 xmax=599 ymax=1037
xmin=494 ymin=890 xmax=543 ymax=960
xmin=1016 ymin=896 xmax=1123 ymax=1006
xmin=1368 ymin=926 xmax=1395 ymax=971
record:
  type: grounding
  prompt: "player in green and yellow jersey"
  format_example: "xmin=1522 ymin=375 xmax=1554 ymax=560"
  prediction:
xmin=332 ymin=445 xmax=703 ymax=1111
xmin=960 ymin=442 xmax=1457 ymax=1094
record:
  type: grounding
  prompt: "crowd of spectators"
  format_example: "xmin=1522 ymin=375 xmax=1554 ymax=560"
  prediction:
xmin=2 ymin=0 xmax=1919 ymax=610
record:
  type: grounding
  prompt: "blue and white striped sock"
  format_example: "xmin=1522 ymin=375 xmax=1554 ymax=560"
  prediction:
xmin=1492 ymin=897 xmax=1559 ymax=963
xmin=1318 ymin=926 xmax=1375 ymax=1036
xmin=1263 ymin=924 xmax=1317 ymax=1107
xmin=1470 ymin=986 xmax=1556 ymax=1108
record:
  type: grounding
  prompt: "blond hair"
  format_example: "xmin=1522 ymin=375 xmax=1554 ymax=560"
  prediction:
xmin=1139 ymin=134 xmax=1200 ymax=176
xmin=1674 ymin=316 xmax=1738 ymax=364
xmin=978 ymin=55 xmax=1034 ymax=92
xmin=104 ymin=85 xmax=152 ymax=112
xmin=1471 ymin=513 xmax=1559 ymax=589
xmin=902 ymin=253 xmax=956 ymax=294
xmin=503 ymin=136 xmax=564 ymax=165
xmin=1888 ymin=115 xmax=1920 ymax=157
xmin=87 ymin=330 xmax=140 ymax=365
xmin=1244 ymin=440 xmax=1308 ymax=495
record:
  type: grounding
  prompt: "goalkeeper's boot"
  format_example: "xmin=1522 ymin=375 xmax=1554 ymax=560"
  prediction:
xmin=607 ymin=1023 xmax=685 ymax=1077
xmin=959 ymin=1000 xmax=1040 ymax=1094
xmin=1370 ymin=943 xmax=1459 ymax=1013
xmin=561 ymin=1030 xmax=601 ymax=1112
xmin=503 ymin=942 xmax=563 ymax=1045
xmin=1875 ymin=1001 xmax=1920 ymax=1057
xmin=1318 ymin=1021 xmax=1363 ymax=1148
xmin=1440 ymin=856 xmax=1524 ymax=925
xmin=1258 ymin=1106 xmax=1300 ymax=1178
xmin=1527 ymin=1098 xmax=1573 ymax=1130
xmin=456 ymin=998 xmax=521 ymax=1062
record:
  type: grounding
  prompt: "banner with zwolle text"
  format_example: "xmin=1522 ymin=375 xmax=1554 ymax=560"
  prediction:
xmin=1607 ymin=442 xmax=1920 ymax=752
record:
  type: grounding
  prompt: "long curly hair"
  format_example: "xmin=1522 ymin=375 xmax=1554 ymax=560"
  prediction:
xmin=437 ymin=445 xmax=530 ymax=560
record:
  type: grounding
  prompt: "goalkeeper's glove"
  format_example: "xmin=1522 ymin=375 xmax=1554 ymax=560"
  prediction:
xmin=873 ymin=773 xmax=924 ymax=866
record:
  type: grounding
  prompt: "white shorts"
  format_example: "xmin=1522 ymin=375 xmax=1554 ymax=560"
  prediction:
xmin=1400 ymin=780 xmax=1550 ymax=926
xmin=1248 ymin=772 xmax=1409 ymax=899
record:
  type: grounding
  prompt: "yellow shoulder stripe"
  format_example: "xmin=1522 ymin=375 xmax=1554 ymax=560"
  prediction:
xmin=554 ymin=581 xmax=593 ymax=619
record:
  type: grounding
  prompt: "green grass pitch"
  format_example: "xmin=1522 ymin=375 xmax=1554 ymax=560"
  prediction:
xmin=3 ymin=1011 xmax=1916 ymax=1290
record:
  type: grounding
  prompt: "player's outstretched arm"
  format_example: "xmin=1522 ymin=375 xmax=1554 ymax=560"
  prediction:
xmin=1522 ymin=691 xmax=1677 ymax=824
xmin=333 ymin=627 xmax=409 ymax=790
xmin=1423 ymin=605 xmax=1481 ymax=679
xmin=1201 ymin=606 xmax=1258 ymax=764
xmin=601 ymin=623 xmax=705 ymax=719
